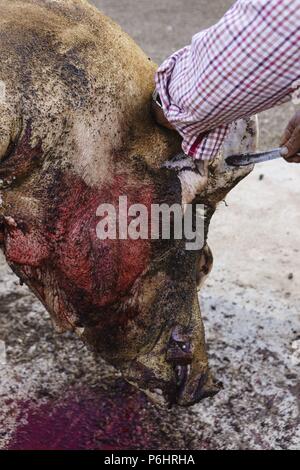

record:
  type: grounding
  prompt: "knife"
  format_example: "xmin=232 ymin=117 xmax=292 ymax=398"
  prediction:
xmin=225 ymin=147 xmax=288 ymax=167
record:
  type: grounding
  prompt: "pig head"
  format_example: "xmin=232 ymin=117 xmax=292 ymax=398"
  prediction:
xmin=0 ymin=0 xmax=258 ymax=406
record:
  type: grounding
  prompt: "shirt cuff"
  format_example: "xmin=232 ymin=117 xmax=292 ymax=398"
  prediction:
xmin=182 ymin=125 xmax=230 ymax=160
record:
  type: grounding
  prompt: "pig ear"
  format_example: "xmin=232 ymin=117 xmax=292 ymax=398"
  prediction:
xmin=163 ymin=153 xmax=207 ymax=205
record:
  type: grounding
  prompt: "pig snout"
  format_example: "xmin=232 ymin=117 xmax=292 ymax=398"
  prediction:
xmin=174 ymin=367 xmax=222 ymax=407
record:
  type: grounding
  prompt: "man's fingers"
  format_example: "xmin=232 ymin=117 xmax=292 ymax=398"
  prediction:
xmin=280 ymin=111 xmax=300 ymax=145
xmin=280 ymin=122 xmax=294 ymax=146
xmin=281 ymin=111 xmax=300 ymax=161
xmin=285 ymin=155 xmax=300 ymax=164
xmin=282 ymin=125 xmax=300 ymax=158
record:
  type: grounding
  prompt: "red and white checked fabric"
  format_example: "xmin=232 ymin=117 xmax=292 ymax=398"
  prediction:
xmin=155 ymin=0 xmax=300 ymax=160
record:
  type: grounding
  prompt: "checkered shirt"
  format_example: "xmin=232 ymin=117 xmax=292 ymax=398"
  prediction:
xmin=155 ymin=0 xmax=300 ymax=159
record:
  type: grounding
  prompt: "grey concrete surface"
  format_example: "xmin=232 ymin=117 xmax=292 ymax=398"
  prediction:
xmin=0 ymin=0 xmax=299 ymax=450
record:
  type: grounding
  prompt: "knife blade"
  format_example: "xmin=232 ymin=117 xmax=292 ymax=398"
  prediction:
xmin=225 ymin=147 xmax=284 ymax=167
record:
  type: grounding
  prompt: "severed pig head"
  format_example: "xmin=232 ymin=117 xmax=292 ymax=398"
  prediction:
xmin=0 ymin=0 xmax=257 ymax=406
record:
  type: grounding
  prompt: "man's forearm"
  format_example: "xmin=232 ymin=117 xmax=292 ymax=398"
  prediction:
xmin=155 ymin=0 xmax=300 ymax=160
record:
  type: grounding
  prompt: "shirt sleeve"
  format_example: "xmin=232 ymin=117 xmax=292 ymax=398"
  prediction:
xmin=155 ymin=0 xmax=300 ymax=160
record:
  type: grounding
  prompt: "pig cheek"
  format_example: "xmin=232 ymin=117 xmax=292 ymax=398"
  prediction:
xmin=55 ymin=186 xmax=153 ymax=303
xmin=55 ymin=210 xmax=119 ymax=300
xmin=58 ymin=223 xmax=151 ymax=299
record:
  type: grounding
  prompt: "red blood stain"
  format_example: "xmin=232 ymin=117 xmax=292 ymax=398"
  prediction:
xmin=2 ymin=123 xmax=49 ymax=266
xmin=51 ymin=172 xmax=154 ymax=306
xmin=4 ymin=169 xmax=155 ymax=328
xmin=5 ymin=226 xmax=50 ymax=267
xmin=7 ymin=383 xmax=164 ymax=450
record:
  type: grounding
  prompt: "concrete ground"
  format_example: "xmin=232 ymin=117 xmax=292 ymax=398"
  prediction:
xmin=0 ymin=0 xmax=299 ymax=450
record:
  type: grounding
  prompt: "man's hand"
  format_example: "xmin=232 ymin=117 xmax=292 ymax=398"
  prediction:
xmin=280 ymin=111 xmax=300 ymax=163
